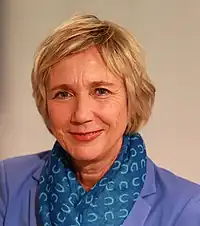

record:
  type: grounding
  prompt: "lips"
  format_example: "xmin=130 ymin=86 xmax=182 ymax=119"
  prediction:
xmin=69 ymin=130 xmax=103 ymax=142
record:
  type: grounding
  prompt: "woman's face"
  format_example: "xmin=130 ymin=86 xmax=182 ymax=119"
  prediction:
xmin=47 ymin=47 xmax=128 ymax=162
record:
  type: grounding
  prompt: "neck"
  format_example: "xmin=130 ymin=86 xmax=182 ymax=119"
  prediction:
xmin=72 ymin=138 xmax=123 ymax=191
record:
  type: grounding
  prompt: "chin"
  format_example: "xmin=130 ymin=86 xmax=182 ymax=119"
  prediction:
xmin=69 ymin=147 xmax=104 ymax=162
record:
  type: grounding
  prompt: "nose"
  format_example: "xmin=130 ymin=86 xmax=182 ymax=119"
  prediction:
xmin=70 ymin=94 xmax=93 ymax=124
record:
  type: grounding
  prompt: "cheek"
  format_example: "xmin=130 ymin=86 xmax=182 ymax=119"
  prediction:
xmin=47 ymin=101 xmax=72 ymax=128
xmin=99 ymin=98 xmax=128 ymax=128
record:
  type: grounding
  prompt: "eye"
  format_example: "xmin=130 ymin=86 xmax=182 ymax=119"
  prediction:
xmin=94 ymin=88 xmax=111 ymax=96
xmin=54 ymin=91 xmax=73 ymax=99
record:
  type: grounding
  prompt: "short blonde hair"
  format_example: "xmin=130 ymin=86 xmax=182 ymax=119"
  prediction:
xmin=31 ymin=14 xmax=155 ymax=134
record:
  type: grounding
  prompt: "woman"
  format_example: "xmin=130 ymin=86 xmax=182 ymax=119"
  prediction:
xmin=0 ymin=14 xmax=200 ymax=226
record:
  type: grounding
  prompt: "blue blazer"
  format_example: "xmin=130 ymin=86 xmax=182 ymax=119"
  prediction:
xmin=0 ymin=151 xmax=200 ymax=226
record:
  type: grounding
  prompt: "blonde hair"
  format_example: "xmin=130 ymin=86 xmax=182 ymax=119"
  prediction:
xmin=31 ymin=14 xmax=155 ymax=134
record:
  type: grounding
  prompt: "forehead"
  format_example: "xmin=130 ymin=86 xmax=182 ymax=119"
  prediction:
xmin=49 ymin=47 xmax=122 ymax=86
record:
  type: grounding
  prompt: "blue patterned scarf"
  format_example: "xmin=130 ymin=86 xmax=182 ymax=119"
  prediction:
xmin=37 ymin=133 xmax=147 ymax=226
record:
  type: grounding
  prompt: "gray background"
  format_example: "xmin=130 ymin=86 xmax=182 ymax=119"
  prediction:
xmin=1 ymin=0 xmax=200 ymax=183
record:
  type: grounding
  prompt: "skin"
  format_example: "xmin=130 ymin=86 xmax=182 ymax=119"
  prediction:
xmin=47 ymin=47 xmax=128 ymax=191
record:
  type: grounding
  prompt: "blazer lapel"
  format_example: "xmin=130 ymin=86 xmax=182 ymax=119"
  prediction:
xmin=29 ymin=152 xmax=49 ymax=226
xmin=123 ymin=158 xmax=157 ymax=226
xmin=123 ymin=197 xmax=152 ymax=226
xmin=29 ymin=186 xmax=38 ymax=226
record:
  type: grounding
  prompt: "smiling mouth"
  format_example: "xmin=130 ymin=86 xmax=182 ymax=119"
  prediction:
xmin=69 ymin=130 xmax=103 ymax=141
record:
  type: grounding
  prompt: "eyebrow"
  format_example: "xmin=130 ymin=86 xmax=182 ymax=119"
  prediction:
xmin=90 ymin=80 xmax=115 ymax=88
xmin=48 ymin=80 xmax=115 ymax=92
xmin=48 ymin=84 xmax=72 ymax=92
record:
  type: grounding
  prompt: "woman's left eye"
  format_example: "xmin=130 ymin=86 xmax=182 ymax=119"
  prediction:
xmin=94 ymin=88 xmax=111 ymax=96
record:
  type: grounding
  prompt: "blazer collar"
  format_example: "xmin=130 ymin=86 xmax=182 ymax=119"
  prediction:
xmin=141 ymin=157 xmax=157 ymax=197
xmin=32 ymin=151 xmax=50 ymax=182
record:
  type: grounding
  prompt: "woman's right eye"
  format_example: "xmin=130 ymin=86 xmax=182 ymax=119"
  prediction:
xmin=54 ymin=91 xmax=73 ymax=99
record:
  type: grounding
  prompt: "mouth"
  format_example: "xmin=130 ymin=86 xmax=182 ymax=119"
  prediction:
xmin=69 ymin=130 xmax=103 ymax=142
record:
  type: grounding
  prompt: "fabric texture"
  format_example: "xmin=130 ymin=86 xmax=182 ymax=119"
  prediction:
xmin=38 ymin=133 xmax=147 ymax=226
xmin=1 ymin=150 xmax=200 ymax=226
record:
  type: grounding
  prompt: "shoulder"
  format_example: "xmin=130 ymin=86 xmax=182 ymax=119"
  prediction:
xmin=146 ymin=158 xmax=200 ymax=225
xmin=0 ymin=152 xmax=49 ymax=224
xmin=151 ymin=158 xmax=200 ymax=197
xmin=1 ymin=151 xmax=49 ymax=173
xmin=0 ymin=151 xmax=49 ymax=194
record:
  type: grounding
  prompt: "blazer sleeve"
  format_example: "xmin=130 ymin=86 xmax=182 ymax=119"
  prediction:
xmin=0 ymin=160 xmax=8 ymax=226
xmin=175 ymin=193 xmax=200 ymax=226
